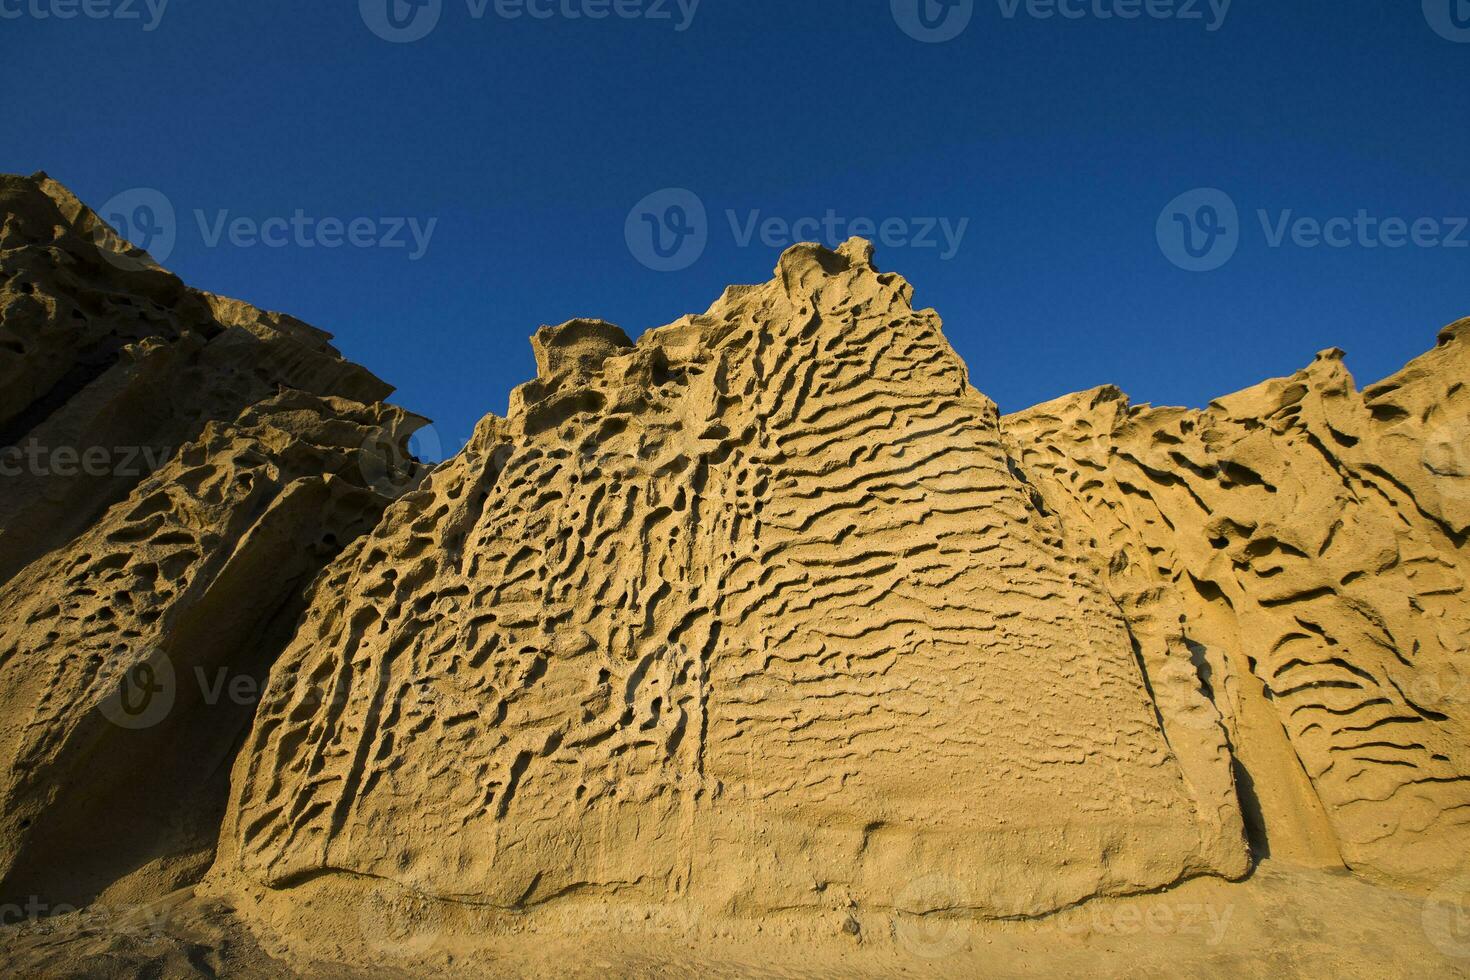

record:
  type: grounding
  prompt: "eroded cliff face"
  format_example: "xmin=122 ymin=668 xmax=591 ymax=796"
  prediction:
xmin=214 ymin=238 xmax=1250 ymax=932
xmin=1 ymin=175 xmax=1467 ymax=956
xmin=1004 ymin=326 xmax=1470 ymax=888
xmin=0 ymin=173 xmax=427 ymax=909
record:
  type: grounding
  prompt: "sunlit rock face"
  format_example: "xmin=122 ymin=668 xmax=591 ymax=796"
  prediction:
xmin=216 ymin=238 xmax=1250 ymax=921
xmin=3 ymin=174 xmax=1467 ymax=953
xmin=1005 ymin=323 xmax=1470 ymax=887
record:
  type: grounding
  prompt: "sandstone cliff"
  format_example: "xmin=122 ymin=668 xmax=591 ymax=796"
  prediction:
xmin=1 ymin=174 xmax=1467 ymax=975
xmin=0 ymin=173 xmax=427 ymax=910
xmin=214 ymin=239 xmax=1249 ymax=937
xmin=1005 ymin=326 xmax=1470 ymax=888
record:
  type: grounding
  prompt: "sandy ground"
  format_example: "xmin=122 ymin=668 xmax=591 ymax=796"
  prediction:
xmin=2 ymin=862 xmax=1468 ymax=978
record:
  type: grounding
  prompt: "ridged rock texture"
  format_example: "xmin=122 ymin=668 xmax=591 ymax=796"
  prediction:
xmin=1005 ymin=328 xmax=1470 ymax=888
xmin=0 ymin=174 xmax=427 ymax=909
xmin=1 ymin=174 xmax=1467 ymax=954
xmin=216 ymin=239 xmax=1249 ymax=924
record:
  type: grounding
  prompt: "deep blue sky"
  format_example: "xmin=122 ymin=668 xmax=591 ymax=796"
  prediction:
xmin=5 ymin=1 xmax=1467 ymax=454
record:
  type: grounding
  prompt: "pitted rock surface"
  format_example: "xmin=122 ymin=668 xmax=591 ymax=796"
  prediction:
xmin=2 ymin=175 xmax=1468 ymax=974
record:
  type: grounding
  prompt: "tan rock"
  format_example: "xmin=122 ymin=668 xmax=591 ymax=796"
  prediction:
xmin=0 ymin=172 xmax=397 ymax=586
xmin=214 ymin=238 xmax=1250 ymax=935
xmin=0 ymin=174 xmax=428 ymax=909
xmin=1005 ymin=328 xmax=1470 ymax=887
xmin=3 ymin=175 xmax=1469 ymax=975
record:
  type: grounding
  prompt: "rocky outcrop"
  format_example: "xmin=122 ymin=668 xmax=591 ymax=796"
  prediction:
xmin=213 ymin=238 xmax=1250 ymax=935
xmin=2 ymin=174 xmax=1468 ymax=969
xmin=1004 ymin=325 xmax=1470 ymax=888
xmin=0 ymin=173 xmax=400 ymax=586
xmin=0 ymin=174 xmax=427 ymax=909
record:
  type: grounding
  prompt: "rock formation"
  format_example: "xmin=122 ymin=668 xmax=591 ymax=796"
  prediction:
xmin=0 ymin=173 xmax=426 ymax=910
xmin=0 ymin=173 xmax=1467 ymax=973
xmin=1005 ymin=329 xmax=1470 ymax=888
xmin=215 ymin=238 xmax=1248 ymax=931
